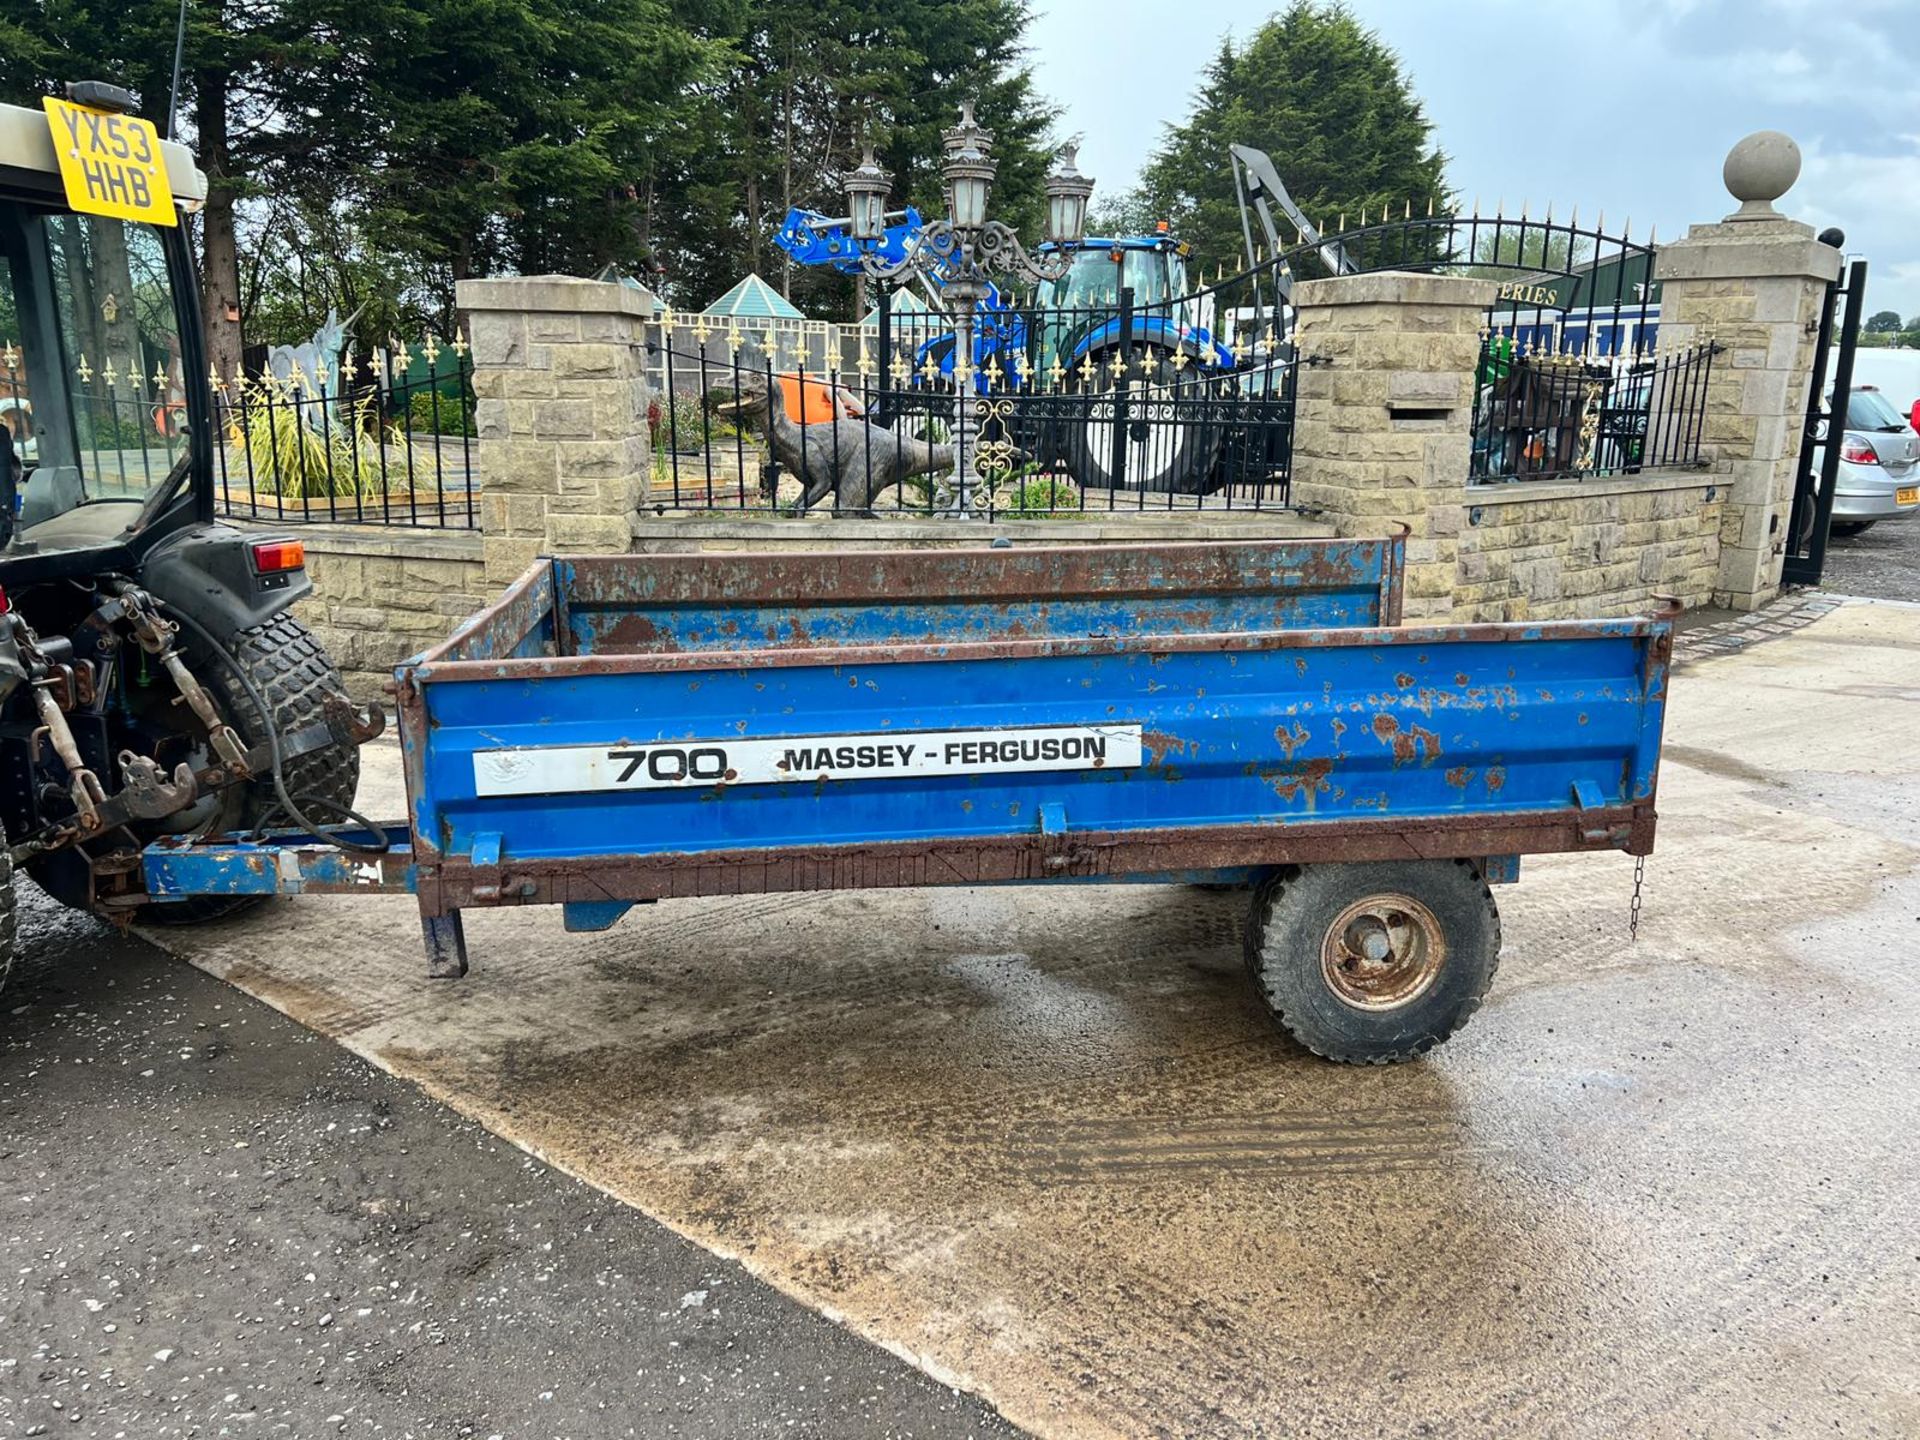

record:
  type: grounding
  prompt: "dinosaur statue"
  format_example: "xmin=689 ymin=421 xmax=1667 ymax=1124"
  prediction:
xmin=706 ymin=367 xmax=956 ymax=517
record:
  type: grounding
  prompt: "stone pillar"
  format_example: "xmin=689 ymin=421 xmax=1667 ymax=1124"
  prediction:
xmin=1652 ymin=132 xmax=1841 ymax=610
xmin=456 ymin=275 xmax=655 ymax=583
xmin=1288 ymin=271 xmax=1497 ymax=619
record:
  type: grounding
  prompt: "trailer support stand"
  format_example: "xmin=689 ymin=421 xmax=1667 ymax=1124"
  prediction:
xmin=423 ymin=911 xmax=468 ymax=979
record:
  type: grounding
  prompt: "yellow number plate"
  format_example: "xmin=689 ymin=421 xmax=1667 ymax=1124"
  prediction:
xmin=40 ymin=98 xmax=176 ymax=227
xmin=1898 ymin=486 xmax=1918 ymax=506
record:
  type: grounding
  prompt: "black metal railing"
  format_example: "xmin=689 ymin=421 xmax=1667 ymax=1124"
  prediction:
xmin=214 ymin=346 xmax=478 ymax=529
xmin=1469 ymin=335 xmax=1716 ymax=483
xmin=645 ymin=287 xmax=1295 ymax=517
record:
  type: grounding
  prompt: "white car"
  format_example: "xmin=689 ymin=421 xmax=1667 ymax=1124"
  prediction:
xmin=1822 ymin=386 xmax=1919 ymax=535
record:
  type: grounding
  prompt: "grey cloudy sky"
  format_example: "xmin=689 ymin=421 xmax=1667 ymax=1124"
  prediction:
xmin=1027 ymin=0 xmax=1920 ymax=320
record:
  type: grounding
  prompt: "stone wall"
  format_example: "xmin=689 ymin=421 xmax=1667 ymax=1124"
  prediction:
xmin=458 ymin=275 xmax=654 ymax=587
xmin=1652 ymin=221 xmax=1837 ymax=608
xmin=1453 ymin=473 xmax=1724 ymax=622
xmin=1289 ymin=272 xmax=1493 ymax=621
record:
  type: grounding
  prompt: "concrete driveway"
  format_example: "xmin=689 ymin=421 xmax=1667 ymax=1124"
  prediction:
xmin=145 ymin=598 xmax=1920 ymax=1439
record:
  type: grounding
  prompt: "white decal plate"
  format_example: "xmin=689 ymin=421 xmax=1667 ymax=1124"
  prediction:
xmin=472 ymin=724 xmax=1143 ymax=797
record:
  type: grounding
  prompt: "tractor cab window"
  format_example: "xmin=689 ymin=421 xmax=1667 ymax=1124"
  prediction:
xmin=0 ymin=252 xmax=31 ymax=474
xmin=0 ymin=201 xmax=190 ymax=546
xmin=1040 ymin=246 xmax=1179 ymax=311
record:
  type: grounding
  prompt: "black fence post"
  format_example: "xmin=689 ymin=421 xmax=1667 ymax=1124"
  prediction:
xmin=1110 ymin=285 xmax=1134 ymax=496
xmin=875 ymin=287 xmax=892 ymax=428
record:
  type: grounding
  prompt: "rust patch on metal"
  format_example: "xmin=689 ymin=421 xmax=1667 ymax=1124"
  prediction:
xmin=1274 ymin=722 xmax=1311 ymax=760
xmin=1485 ymin=766 xmax=1506 ymax=793
xmin=1264 ymin=757 xmax=1335 ymax=811
xmin=1141 ymin=731 xmax=1196 ymax=766
xmin=1371 ymin=713 xmax=1442 ymax=767
xmin=1444 ymin=765 xmax=1476 ymax=790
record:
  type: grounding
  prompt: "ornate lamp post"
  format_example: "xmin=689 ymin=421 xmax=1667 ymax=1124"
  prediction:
xmin=842 ymin=103 xmax=1094 ymax=517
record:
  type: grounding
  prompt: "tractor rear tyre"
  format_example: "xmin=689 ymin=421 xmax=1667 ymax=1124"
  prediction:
xmin=123 ymin=612 xmax=360 ymax=926
xmin=1244 ymin=861 xmax=1501 ymax=1064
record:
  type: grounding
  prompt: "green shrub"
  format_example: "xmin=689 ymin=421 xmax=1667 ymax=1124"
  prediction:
xmin=237 ymin=387 xmax=381 ymax=499
xmin=402 ymin=386 xmax=476 ymax=436
xmin=996 ymin=471 xmax=1079 ymax=518
xmin=649 ymin=391 xmax=736 ymax=450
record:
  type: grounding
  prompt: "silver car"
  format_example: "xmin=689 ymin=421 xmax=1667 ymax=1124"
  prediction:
xmin=1822 ymin=386 xmax=1920 ymax=535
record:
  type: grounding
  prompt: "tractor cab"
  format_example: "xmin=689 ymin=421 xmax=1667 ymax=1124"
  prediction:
xmin=1028 ymin=227 xmax=1225 ymax=385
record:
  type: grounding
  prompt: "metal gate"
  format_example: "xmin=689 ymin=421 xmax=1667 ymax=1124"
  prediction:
xmin=1783 ymin=257 xmax=1868 ymax=586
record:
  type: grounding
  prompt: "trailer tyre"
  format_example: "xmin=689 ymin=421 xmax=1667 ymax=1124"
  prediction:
xmin=1244 ymin=861 xmax=1500 ymax=1064
xmin=141 ymin=612 xmax=361 ymax=926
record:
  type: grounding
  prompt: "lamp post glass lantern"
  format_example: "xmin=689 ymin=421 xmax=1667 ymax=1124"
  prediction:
xmin=842 ymin=147 xmax=891 ymax=243
xmin=840 ymin=100 xmax=1094 ymax=517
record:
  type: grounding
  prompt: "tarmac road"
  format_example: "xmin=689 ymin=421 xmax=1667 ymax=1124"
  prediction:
xmin=138 ymin=597 xmax=1920 ymax=1439
xmin=1821 ymin=508 xmax=1920 ymax=601
xmin=0 ymin=891 xmax=1017 ymax=1438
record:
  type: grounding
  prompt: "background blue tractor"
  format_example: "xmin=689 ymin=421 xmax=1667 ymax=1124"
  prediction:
xmin=774 ymin=207 xmax=1251 ymax=495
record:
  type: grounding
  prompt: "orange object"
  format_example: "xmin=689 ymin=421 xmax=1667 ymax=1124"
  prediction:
xmin=250 ymin=539 xmax=306 ymax=574
xmin=777 ymin=373 xmax=863 ymax=425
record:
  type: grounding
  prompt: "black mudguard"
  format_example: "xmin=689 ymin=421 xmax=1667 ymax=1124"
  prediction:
xmin=139 ymin=523 xmax=312 ymax=642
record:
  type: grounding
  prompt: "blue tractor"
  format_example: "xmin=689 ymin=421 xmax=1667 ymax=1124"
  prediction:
xmin=774 ymin=207 xmax=1254 ymax=495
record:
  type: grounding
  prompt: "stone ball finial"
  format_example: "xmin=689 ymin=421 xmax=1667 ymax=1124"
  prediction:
xmin=1723 ymin=131 xmax=1801 ymax=218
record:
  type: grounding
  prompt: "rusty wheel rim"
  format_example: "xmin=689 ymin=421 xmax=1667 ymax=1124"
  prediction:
xmin=1319 ymin=894 xmax=1447 ymax=1011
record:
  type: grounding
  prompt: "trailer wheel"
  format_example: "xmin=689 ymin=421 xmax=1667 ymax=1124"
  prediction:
xmin=1244 ymin=861 xmax=1500 ymax=1064
xmin=139 ymin=612 xmax=361 ymax=925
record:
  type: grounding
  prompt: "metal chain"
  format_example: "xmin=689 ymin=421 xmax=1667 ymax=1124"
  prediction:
xmin=1628 ymin=854 xmax=1646 ymax=944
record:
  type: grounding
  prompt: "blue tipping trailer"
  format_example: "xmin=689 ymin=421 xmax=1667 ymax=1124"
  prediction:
xmin=141 ymin=536 xmax=1673 ymax=1063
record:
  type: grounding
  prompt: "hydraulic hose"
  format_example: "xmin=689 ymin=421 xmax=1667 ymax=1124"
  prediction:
xmin=154 ymin=600 xmax=392 ymax=856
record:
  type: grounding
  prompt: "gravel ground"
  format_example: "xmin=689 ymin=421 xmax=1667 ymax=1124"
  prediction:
xmin=1819 ymin=512 xmax=1920 ymax=601
xmin=0 ymin=885 xmax=1019 ymax=1440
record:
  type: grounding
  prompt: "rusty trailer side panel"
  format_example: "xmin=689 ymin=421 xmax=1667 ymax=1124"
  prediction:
xmin=144 ymin=539 xmax=1672 ymax=969
xmin=418 ymin=536 xmax=1407 ymax=667
xmin=386 ymin=539 xmax=1669 ymax=922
